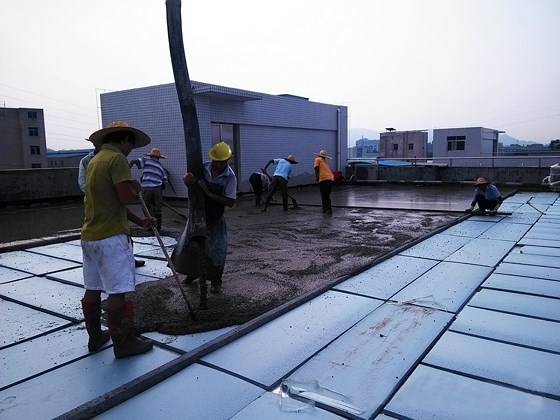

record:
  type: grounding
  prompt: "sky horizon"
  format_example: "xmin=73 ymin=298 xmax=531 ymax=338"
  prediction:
xmin=1 ymin=0 xmax=559 ymax=150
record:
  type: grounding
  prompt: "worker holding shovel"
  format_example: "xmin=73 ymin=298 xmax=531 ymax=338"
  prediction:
xmin=80 ymin=121 xmax=156 ymax=359
xmin=261 ymin=154 xmax=299 ymax=212
xmin=170 ymin=142 xmax=237 ymax=296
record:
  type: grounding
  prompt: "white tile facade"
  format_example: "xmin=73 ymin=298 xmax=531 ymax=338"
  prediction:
xmin=100 ymin=82 xmax=348 ymax=197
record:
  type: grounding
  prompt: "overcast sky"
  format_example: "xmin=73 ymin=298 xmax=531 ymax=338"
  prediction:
xmin=1 ymin=0 xmax=559 ymax=150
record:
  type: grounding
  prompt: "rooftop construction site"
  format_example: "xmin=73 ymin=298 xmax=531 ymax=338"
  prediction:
xmin=1 ymin=184 xmax=559 ymax=419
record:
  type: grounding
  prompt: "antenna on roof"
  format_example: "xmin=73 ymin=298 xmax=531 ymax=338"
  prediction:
xmin=385 ymin=127 xmax=396 ymax=132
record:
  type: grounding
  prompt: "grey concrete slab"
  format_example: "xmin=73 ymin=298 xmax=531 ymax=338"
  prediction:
xmin=517 ymin=237 xmax=560 ymax=248
xmin=540 ymin=215 xmax=560 ymax=223
xmin=44 ymin=262 xmax=168 ymax=288
xmin=398 ymin=234 xmax=471 ymax=260
xmin=391 ymin=262 xmax=493 ymax=312
xmin=385 ymin=364 xmax=560 ymax=419
xmin=133 ymin=259 xmax=172 ymax=279
xmin=131 ymin=242 xmax=161 ymax=255
xmin=0 ymin=250 xmax=81 ymax=276
xmin=515 ymin=203 xmax=545 ymax=213
xmin=424 ymin=331 xmax=560 ymax=396
xmin=0 ymin=266 xmax=33 ymax=284
xmin=518 ymin=245 xmax=560 ymax=257
xmin=333 ymin=256 xmax=439 ymax=299
xmin=503 ymin=252 xmax=560 ymax=269
xmin=503 ymin=194 xmax=532 ymax=204
xmin=531 ymin=220 xmax=560 ymax=230
xmin=201 ymin=291 xmax=384 ymax=389
xmin=444 ymin=238 xmax=515 ymax=267
xmin=0 ymin=277 xmax=84 ymax=320
xmin=26 ymin=242 xmax=83 ymax=263
xmin=523 ymin=225 xmax=560 ymax=241
xmin=0 ymin=346 xmax=178 ymax=420
xmin=468 ymin=214 xmax=507 ymax=222
xmin=231 ymin=391 xmax=345 ymax=419
xmin=133 ymin=235 xmax=177 ymax=247
xmin=497 ymin=201 xmax=524 ymax=212
xmin=498 ymin=211 xmax=541 ymax=225
xmin=285 ymin=303 xmax=454 ymax=419
xmin=134 ymin=247 xmax=174 ymax=260
xmin=440 ymin=220 xmax=494 ymax=238
xmin=530 ymin=203 xmax=551 ymax=213
xmin=495 ymin=262 xmax=560 ymax=281
xmin=1 ymin=298 xmax=71 ymax=347
xmin=530 ymin=195 xmax=559 ymax=205
xmin=468 ymin=289 xmax=560 ymax=322
xmin=478 ymin=222 xmax=531 ymax=241
xmin=100 ymin=363 xmax=264 ymax=420
xmin=483 ymin=273 xmax=560 ymax=298
xmin=45 ymin=266 xmax=84 ymax=286
xmin=450 ymin=306 xmax=560 ymax=353
xmin=0 ymin=325 xmax=105 ymax=389
xmin=143 ymin=326 xmax=237 ymax=353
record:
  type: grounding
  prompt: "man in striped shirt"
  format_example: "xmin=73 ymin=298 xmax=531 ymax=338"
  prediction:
xmin=129 ymin=148 xmax=168 ymax=232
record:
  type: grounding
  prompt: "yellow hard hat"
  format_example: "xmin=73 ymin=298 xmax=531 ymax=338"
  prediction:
xmin=208 ymin=142 xmax=232 ymax=161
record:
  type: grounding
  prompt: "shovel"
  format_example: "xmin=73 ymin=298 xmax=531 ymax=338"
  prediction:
xmin=137 ymin=192 xmax=196 ymax=320
xmin=262 ymin=169 xmax=299 ymax=209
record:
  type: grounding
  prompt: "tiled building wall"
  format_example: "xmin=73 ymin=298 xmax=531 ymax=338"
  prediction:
xmin=100 ymin=82 xmax=347 ymax=197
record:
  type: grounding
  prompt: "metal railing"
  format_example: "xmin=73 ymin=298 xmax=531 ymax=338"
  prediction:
xmin=369 ymin=155 xmax=560 ymax=168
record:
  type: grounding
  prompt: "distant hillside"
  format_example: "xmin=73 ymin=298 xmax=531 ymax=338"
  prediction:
xmin=499 ymin=134 xmax=547 ymax=147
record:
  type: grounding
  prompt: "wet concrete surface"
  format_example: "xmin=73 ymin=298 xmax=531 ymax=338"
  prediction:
xmin=0 ymin=183 xmax=519 ymax=334
xmin=0 ymin=183 xmax=515 ymax=247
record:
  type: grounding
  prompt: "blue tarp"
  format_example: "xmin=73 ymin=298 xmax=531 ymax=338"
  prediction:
xmin=377 ymin=160 xmax=413 ymax=167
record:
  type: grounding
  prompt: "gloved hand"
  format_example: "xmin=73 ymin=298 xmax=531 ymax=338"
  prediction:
xmin=489 ymin=203 xmax=501 ymax=216
xmin=465 ymin=206 xmax=474 ymax=213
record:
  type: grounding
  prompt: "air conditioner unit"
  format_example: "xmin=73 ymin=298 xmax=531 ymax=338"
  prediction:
xmin=354 ymin=164 xmax=378 ymax=182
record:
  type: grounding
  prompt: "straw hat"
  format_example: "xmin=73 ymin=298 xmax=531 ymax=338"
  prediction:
xmin=89 ymin=121 xmax=151 ymax=149
xmin=145 ymin=148 xmax=167 ymax=159
xmin=208 ymin=142 xmax=232 ymax=161
xmin=314 ymin=150 xmax=331 ymax=159
xmin=85 ymin=137 xmax=100 ymax=148
xmin=475 ymin=177 xmax=489 ymax=186
xmin=285 ymin=155 xmax=298 ymax=164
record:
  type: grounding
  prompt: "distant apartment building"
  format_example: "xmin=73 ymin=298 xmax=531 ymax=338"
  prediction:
xmin=99 ymin=81 xmax=348 ymax=197
xmin=0 ymin=107 xmax=48 ymax=169
xmin=47 ymin=149 xmax=92 ymax=168
xmin=350 ymin=138 xmax=380 ymax=159
xmin=432 ymin=127 xmax=501 ymax=166
xmin=379 ymin=129 xmax=428 ymax=160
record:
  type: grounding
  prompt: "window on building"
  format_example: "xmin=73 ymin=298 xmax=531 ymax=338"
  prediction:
xmin=31 ymin=163 xmax=42 ymax=168
xmin=28 ymin=127 xmax=39 ymax=136
xmin=28 ymin=111 xmax=37 ymax=119
xmin=447 ymin=136 xmax=466 ymax=151
xmin=30 ymin=145 xmax=41 ymax=155
xmin=211 ymin=123 xmax=234 ymax=143
xmin=393 ymin=144 xmax=399 ymax=151
xmin=408 ymin=143 xmax=414 ymax=150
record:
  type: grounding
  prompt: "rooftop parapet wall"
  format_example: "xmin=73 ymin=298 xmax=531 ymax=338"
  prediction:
xmin=0 ymin=168 xmax=82 ymax=206
xmin=0 ymin=166 xmax=552 ymax=205
xmin=376 ymin=166 xmax=549 ymax=186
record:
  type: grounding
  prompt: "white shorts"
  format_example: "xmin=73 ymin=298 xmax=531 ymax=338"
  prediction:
xmin=81 ymin=234 xmax=136 ymax=295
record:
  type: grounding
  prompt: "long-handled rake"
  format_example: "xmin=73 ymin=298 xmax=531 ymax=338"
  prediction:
xmin=137 ymin=193 xmax=196 ymax=320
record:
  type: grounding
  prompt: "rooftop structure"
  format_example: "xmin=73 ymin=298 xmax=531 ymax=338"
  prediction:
xmin=99 ymin=81 xmax=348 ymax=196
xmin=1 ymin=187 xmax=559 ymax=418
xmin=379 ymin=129 xmax=428 ymax=160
